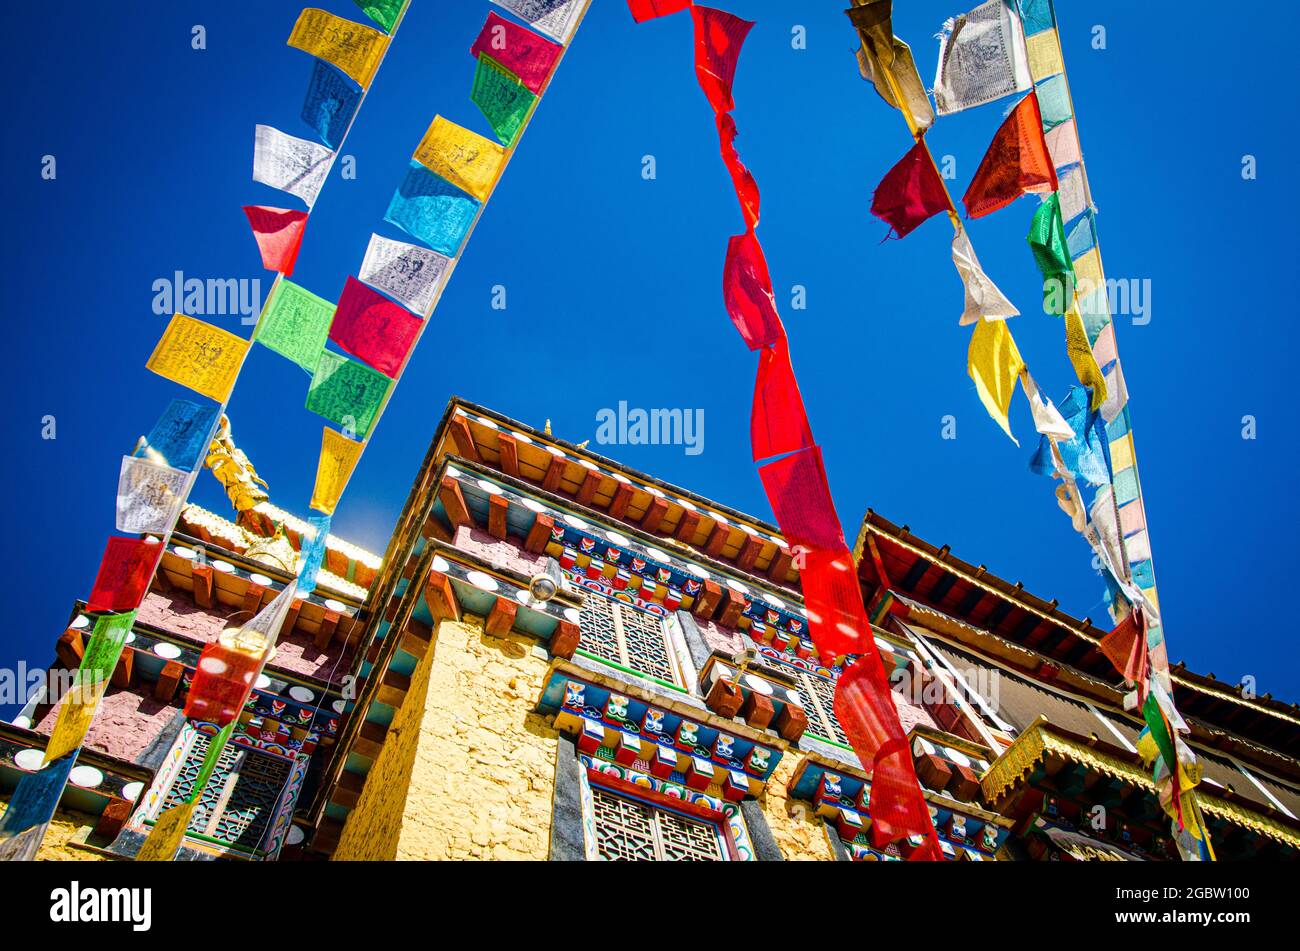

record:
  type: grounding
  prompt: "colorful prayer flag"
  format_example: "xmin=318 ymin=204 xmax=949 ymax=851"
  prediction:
xmin=951 ymin=226 xmax=1019 ymax=325
xmin=254 ymin=279 xmax=335 ymax=373
xmin=628 ymin=0 xmax=692 ymax=20
xmin=722 ymin=229 xmax=785 ymax=350
xmin=1026 ymin=27 xmax=1064 ymax=80
xmin=967 ymin=317 xmax=1025 ymax=444
xmin=146 ymin=314 xmax=249 ymax=402
xmin=243 ymin=206 xmax=309 ymax=276
xmin=691 ymin=6 xmax=753 ymax=115
xmin=1045 ymin=118 xmax=1080 ymax=168
xmin=472 ymin=12 xmax=563 ymax=95
xmin=1030 ymin=385 xmax=1109 ymax=486
xmin=358 ymin=233 xmax=450 ymax=315
xmin=932 ymin=0 xmax=1031 ymax=115
xmin=800 ymin=546 xmax=870 ymax=655
xmin=751 ymin=339 xmax=814 ymax=462
xmin=1020 ymin=370 xmax=1074 ymax=439
xmin=757 ymin=446 xmax=845 ymax=553
xmin=872 ymin=141 xmax=950 ymax=239
xmin=329 ymin=276 xmax=422 ymax=378
xmin=471 ymin=54 xmax=536 ymax=148
xmin=1100 ymin=607 xmax=1149 ymax=688
xmin=962 ymin=91 xmax=1057 ymax=218
xmin=385 ymin=161 xmax=481 ymax=256
xmin=301 ymin=60 xmax=361 ymax=150
xmin=854 ymin=36 xmax=934 ymax=132
xmin=1034 ymin=73 xmax=1072 ymax=130
xmin=136 ymin=800 xmax=198 ymax=862
xmin=297 ymin=515 xmax=332 ymax=595
xmin=1056 ymin=164 xmax=1091 ymax=222
xmin=414 ymin=117 xmax=504 ymax=203
xmin=490 ymin=0 xmax=583 ymax=45
xmin=45 ymin=612 xmax=137 ymax=762
xmin=252 ymin=125 xmax=333 ymax=208
xmin=305 ymin=350 xmax=391 ymax=440
xmin=116 ymin=456 xmax=189 ymax=535
xmin=287 ymin=8 xmax=389 ymax=88
xmin=844 ymin=0 xmax=894 ymax=65
xmin=311 ymin=427 xmax=365 ymax=515
xmin=0 ymin=752 xmax=79 ymax=859
xmin=716 ymin=113 xmax=761 ymax=228
xmin=1065 ymin=306 xmax=1107 ymax=410
xmin=1027 ymin=192 xmax=1073 ymax=315
xmin=139 ymin=399 xmax=219 ymax=472
xmin=353 ymin=0 xmax=403 ymax=33
xmin=87 ymin=538 xmax=161 ymax=613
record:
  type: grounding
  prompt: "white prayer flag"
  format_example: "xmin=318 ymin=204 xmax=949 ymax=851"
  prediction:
xmin=952 ymin=226 xmax=1019 ymax=325
xmin=1057 ymin=165 xmax=1091 ymax=223
xmin=253 ymin=125 xmax=333 ymax=207
xmin=933 ymin=0 xmax=1032 ymax=116
xmin=491 ymin=0 xmax=582 ymax=44
xmin=1020 ymin=371 xmax=1074 ymax=440
xmin=116 ymin=456 xmax=190 ymax=535
xmin=358 ymin=234 xmax=451 ymax=316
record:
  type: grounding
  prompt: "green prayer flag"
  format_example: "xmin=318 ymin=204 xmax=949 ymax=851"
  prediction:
xmin=1028 ymin=193 xmax=1074 ymax=315
xmin=354 ymin=0 xmax=404 ymax=33
xmin=1035 ymin=74 xmax=1072 ymax=131
xmin=306 ymin=350 xmax=391 ymax=440
xmin=471 ymin=54 xmax=536 ymax=148
xmin=256 ymin=280 xmax=335 ymax=373
xmin=186 ymin=722 xmax=236 ymax=805
xmin=1142 ymin=693 xmax=1178 ymax=774
xmin=78 ymin=612 xmax=137 ymax=688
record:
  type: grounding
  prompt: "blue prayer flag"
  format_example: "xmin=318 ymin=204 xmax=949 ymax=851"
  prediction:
xmin=384 ymin=162 xmax=480 ymax=257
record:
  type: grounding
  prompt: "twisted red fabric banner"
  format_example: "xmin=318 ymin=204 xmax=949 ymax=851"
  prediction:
xmin=628 ymin=1 xmax=941 ymax=857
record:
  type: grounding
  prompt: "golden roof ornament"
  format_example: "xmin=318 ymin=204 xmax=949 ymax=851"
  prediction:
xmin=243 ymin=520 xmax=298 ymax=574
xmin=205 ymin=414 xmax=270 ymax=516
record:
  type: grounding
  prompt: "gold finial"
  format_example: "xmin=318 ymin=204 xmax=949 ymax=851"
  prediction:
xmin=544 ymin=418 xmax=552 ymax=436
xmin=205 ymin=415 xmax=270 ymax=516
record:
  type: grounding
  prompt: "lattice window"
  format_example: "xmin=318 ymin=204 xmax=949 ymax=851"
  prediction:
xmin=796 ymin=670 xmax=849 ymax=747
xmin=579 ymin=591 xmax=679 ymax=685
xmin=591 ymin=786 xmax=726 ymax=861
xmin=160 ymin=732 xmax=293 ymax=852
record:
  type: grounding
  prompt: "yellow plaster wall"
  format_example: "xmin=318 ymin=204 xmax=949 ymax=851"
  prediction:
xmin=334 ymin=614 xmax=560 ymax=860
xmin=0 ymin=804 xmax=106 ymax=861
xmin=757 ymin=755 xmax=836 ymax=860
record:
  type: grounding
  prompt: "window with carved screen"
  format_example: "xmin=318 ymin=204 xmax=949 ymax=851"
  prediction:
xmin=158 ymin=731 xmax=292 ymax=854
xmin=590 ymin=786 xmax=727 ymax=861
xmin=793 ymin=669 xmax=850 ymax=747
xmin=578 ymin=590 xmax=680 ymax=686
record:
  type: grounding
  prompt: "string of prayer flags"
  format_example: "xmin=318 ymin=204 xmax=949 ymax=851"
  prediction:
xmin=854 ymin=35 xmax=934 ymax=133
xmin=306 ymin=350 xmax=392 ymax=440
xmin=967 ymin=316 xmax=1025 ymax=444
xmin=352 ymin=0 xmax=403 ymax=33
xmin=716 ymin=113 xmax=761 ymax=228
xmin=253 ymin=125 xmax=333 ymax=208
xmin=1020 ymin=370 xmax=1073 ymax=440
xmin=951 ymin=226 xmax=1018 ymax=325
xmin=932 ymin=0 xmax=1031 ymax=115
xmin=1026 ymin=26 xmax=1064 ymax=82
xmin=414 ymin=115 xmax=505 ymax=202
xmin=254 ymin=279 xmax=335 ymax=373
xmin=1028 ymin=385 xmax=1109 ymax=486
xmin=116 ymin=456 xmax=189 ymax=535
xmin=1101 ymin=604 xmax=1149 ymax=689
xmin=243 ymin=206 xmax=309 ymax=276
xmin=962 ymin=91 xmax=1056 ymax=218
xmin=311 ymin=427 xmax=364 ymax=515
xmin=87 ymin=538 xmax=162 ymax=613
xmin=287 ymin=8 xmax=389 ymax=88
xmin=297 ymin=515 xmax=332 ymax=595
xmin=139 ymin=399 xmax=219 ymax=471
xmin=490 ymin=0 xmax=583 ymax=45
xmin=136 ymin=719 xmax=238 ymax=860
xmin=751 ymin=339 xmax=815 ymax=462
xmin=471 ymin=54 xmax=536 ymax=148
xmin=722 ymin=229 xmax=785 ymax=350
xmin=757 ymin=447 xmax=847 ymax=553
xmin=329 ymin=276 xmax=422 ymax=378
xmin=1027 ymin=191 xmax=1073 ymax=315
xmin=44 ymin=611 xmax=138 ymax=762
xmin=1034 ymin=74 xmax=1071 ymax=131
xmin=472 ymin=12 xmax=562 ymax=95
xmin=358 ymin=233 xmax=449 ymax=315
xmin=385 ymin=161 xmax=481 ymax=257
xmin=627 ymin=0 xmax=692 ymax=22
xmin=691 ymin=6 xmax=753 ymax=115
xmin=0 ymin=754 xmax=79 ymax=860
xmin=302 ymin=60 xmax=362 ymax=150
xmin=146 ymin=314 xmax=249 ymax=402
xmin=1065 ymin=306 xmax=1107 ymax=409
xmin=871 ymin=141 xmax=950 ymax=239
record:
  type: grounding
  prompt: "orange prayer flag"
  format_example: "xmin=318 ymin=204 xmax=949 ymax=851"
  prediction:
xmin=963 ymin=91 xmax=1057 ymax=219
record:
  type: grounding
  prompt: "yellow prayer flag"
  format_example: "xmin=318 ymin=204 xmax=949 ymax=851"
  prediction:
xmin=1110 ymin=431 xmax=1136 ymax=472
xmin=1065 ymin=307 xmax=1108 ymax=410
xmin=1073 ymin=246 xmax=1104 ymax=298
xmin=146 ymin=314 xmax=249 ymax=403
xmin=135 ymin=801 xmax=197 ymax=862
xmin=311 ymin=427 xmax=364 ymax=515
xmin=288 ymin=8 xmax=389 ymax=88
xmin=967 ymin=318 xmax=1025 ymax=445
xmin=1026 ymin=29 xmax=1064 ymax=81
xmin=413 ymin=115 xmax=506 ymax=202
xmin=1142 ymin=586 xmax=1160 ymax=613
xmin=43 ymin=680 xmax=112 ymax=763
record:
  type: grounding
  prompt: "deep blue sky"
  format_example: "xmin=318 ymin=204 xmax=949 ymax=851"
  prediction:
xmin=2 ymin=1 xmax=1293 ymax=718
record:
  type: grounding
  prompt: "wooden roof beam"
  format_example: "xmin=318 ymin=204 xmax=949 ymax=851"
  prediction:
xmin=439 ymin=475 xmax=474 ymax=531
xmin=497 ymin=431 xmax=520 ymax=478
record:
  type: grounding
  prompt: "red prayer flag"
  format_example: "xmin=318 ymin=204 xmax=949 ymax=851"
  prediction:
xmin=328 ymin=276 xmax=423 ymax=378
xmin=243 ymin=206 xmax=308 ymax=276
xmin=716 ymin=112 xmax=760 ymax=228
xmin=962 ymin=91 xmax=1058 ymax=219
xmin=185 ymin=641 xmax=263 ymax=727
xmin=627 ymin=0 xmax=693 ymax=21
xmin=87 ymin=538 xmax=162 ymax=613
xmin=871 ymin=140 xmax=950 ymax=239
xmin=799 ymin=546 xmax=870 ymax=655
xmin=1100 ymin=606 xmax=1149 ymax=687
xmin=722 ymin=229 xmax=784 ymax=350
xmin=470 ymin=12 xmax=562 ymax=95
xmin=691 ymin=6 xmax=753 ymax=114
xmin=751 ymin=339 xmax=814 ymax=462
xmin=757 ymin=446 xmax=845 ymax=552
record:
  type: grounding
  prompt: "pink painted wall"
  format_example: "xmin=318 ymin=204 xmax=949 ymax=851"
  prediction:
xmin=34 ymin=687 xmax=177 ymax=763
xmin=452 ymin=525 xmax=548 ymax=578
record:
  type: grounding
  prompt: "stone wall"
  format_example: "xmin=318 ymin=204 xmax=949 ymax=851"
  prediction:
xmin=0 ymin=804 xmax=106 ymax=861
xmin=756 ymin=754 xmax=835 ymax=860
